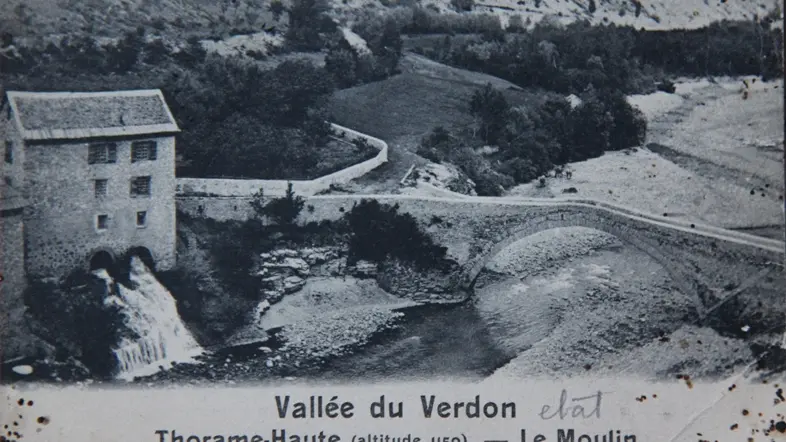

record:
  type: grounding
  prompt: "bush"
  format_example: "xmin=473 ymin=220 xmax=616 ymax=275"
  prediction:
xmin=657 ymin=79 xmax=677 ymax=93
xmin=469 ymin=83 xmax=511 ymax=144
xmin=345 ymin=199 xmax=448 ymax=269
xmin=451 ymin=0 xmax=474 ymax=12
xmin=263 ymin=182 xmax=306 ymax=226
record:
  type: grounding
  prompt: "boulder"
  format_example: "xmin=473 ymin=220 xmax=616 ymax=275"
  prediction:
xmin=263 ymin=289 xmax=285 ymax=304
xmin=351 ymin=260 xmax=378 ymax=278
xmin=272 ymin=249 xmax=299 ymax=258
xmin=255 ymin=300 xmax=271 ymax=318
xmin=261 ymin=275 xmax=284 ymax=289
xmin=262 ymin=257 xmax=310 ymax=277
xmin=283 ymin=276 xmax=306 ymax=294
xmin=12 ymin=365 xmax=33 ymax=376
xmin=302 ymin=248 xmax=339 ymax=265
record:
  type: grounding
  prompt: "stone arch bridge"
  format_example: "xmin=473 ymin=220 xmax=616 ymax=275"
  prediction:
xmin=290 ymin=194 xmax=785 ymax=319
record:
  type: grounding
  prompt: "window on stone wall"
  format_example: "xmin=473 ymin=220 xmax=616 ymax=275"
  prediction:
xmin=4 ymin=141 xmax=12 ymax=164
xmin=94 ymin=179 xmax=108 ymax=198
xmin=131 ymin=141 xmax=157 ymax=163
xmin=96 ymin=214 xmax=109 ymax=230
xmin=88 ymin=143 xmax=117 ymax=164
xmin=136 ymin=211 xmax=147 ymax=227
xmin=130 ymin=176 xmax=151 ymax=197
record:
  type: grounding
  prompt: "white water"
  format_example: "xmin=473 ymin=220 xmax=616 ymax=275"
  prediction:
xmin=94 ymin=257 xmax=204 ymax=381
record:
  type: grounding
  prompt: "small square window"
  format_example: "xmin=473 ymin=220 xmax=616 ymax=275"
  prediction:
xmin=131 ymin=141 xmax=157 ymax=163
xmin=96 ymin=214 xmax=109 ymax=230
xmin=136 ymin=211 xmax=147 ymax=227
xmin=130 ymin=176 xmax=151 ymax=197
xmin=4 ymin=141 xmax=12 ymax=164
xmin=94 ymin=179 xmax=108 ymax=197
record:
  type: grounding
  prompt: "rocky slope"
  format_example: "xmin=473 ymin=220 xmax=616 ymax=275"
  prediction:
xmin=5 ymin=0 xmax=781 ymax=42
xmin=335 ymin=0 xmax=782 ymax=30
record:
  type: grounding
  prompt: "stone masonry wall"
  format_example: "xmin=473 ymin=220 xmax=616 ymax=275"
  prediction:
xmin=24 ymin=136 xmax=177 ymax=278
xmin=176 ymin=194 xmax=784 ymax=313
xmin=175 ymin=123 xmax=388 ymax=198
xmin=376 ymin=258 xmax=466 ymax=304
xmin=0 ymin=209 xmax=28 ymax=360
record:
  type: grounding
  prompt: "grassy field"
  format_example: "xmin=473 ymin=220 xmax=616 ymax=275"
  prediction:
xmin=325 ymin=52 xmax=562 ymax=191
xmin=327 ymin=52 xmax=559 ymax=140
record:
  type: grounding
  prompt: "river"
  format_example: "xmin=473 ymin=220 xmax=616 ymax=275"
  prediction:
xmin=297 ymin=228 xmax=695 ymax=383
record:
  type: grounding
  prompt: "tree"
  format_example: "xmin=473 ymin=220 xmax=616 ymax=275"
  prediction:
xmin=325 ymin=46 xmax=359 ymax=88
xmin=250 ymin=188 xmax=266 ymax=219
xmin=263 ymin=182 xmax=305 ymax=226
xmin=451 ymin=0 xmax=474 ymax=12
xmin=345 ymin=199 xmax=447 ymax=268
xmin=285 ymin=0 xmax=335 ymax=51
xmin=106 ymin=27 xmax=145 ymax=73
xmin=469 ymin=83 xmax=511 ymax=144
xmin=269 ymin=0 xmax=286 ymax=21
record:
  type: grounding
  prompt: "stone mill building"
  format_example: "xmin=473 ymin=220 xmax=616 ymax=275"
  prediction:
xmin=0 ymin=89 xmax=181 ymax=339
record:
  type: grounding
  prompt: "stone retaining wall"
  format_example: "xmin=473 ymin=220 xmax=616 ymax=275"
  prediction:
xmin=175 ymin=123 xmax=387 ymax=198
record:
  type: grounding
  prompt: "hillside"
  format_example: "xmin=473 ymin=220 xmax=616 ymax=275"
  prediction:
xmin=328 ymin=53 xmax=560 ymax=140
xmin=3 ymin=0 xmax=781 ymax=42
xmin=1 ymin=0 xmax=281 ymax=40
xmin=333 ymin=0 xmax=782 ymax=30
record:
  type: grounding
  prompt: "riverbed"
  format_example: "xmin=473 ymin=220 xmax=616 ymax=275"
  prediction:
xmin=121 ymin=228 xmax=761 ymax=385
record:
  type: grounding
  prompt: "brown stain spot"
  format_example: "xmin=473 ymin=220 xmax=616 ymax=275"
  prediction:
xmin=26 ymin=400 xmax=32 ymax=407
xmin=729 ymin=384 xmax=737 ymax=391
xmin=15 ymin=399 xmax=23 ymax=406
xmin=743 ymin=409 xmax=750 ymax=416
xmin=36 ymin=416 xmax=49 ymax=426
xmin=652 ymin=394 xmax=658 ymax=398
xmin=676 ymin=374 xmax=694 ymax=389
xmin=730 ymin=423 xmax=739 ymax=430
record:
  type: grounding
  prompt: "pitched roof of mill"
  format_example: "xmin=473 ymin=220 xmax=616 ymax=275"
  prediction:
xmin=6 ymin=89 xmax=180 ymax=141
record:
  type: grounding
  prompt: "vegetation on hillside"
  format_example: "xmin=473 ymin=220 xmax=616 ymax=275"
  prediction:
xmin=402 ymin=17 xmax=784 ymax=93
xmin=1 ymin=0 xmax=402 ymax=181
xmin=417 ymin=82 xmax=646 ymax=195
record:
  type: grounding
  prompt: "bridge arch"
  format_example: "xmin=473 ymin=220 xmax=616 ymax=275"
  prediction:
xmin=127 ymin=246 xmax=156 ymax=271
xmin=461 ymin=208 xmax=707 ymax=313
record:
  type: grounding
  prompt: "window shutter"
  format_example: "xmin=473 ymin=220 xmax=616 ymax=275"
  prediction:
xmin=108 ymin=144 xmax=118 ymax=163
xmin=149 ymin=142 xmax=157 ymax=160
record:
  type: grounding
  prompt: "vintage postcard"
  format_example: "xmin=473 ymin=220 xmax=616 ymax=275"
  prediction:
xmin=0 ymin=0 xmax=784 ymax=440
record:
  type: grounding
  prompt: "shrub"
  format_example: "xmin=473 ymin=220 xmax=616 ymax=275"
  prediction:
xmin=345 ymin=199 xmax=448 ymax=269
xmin=657 ymin=79 xmax=677 ymax=93
xmin=469 ymin=83 xmax=511 ymax=144
xmin=451 ymin=0 xmax=474 ymax=12
xmin=263 ymin=182 xmax=306 ymax=226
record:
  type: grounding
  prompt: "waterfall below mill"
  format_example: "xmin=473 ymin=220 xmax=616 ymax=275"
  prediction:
xmin=95 ymin=256 xmax=204 ymax=381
